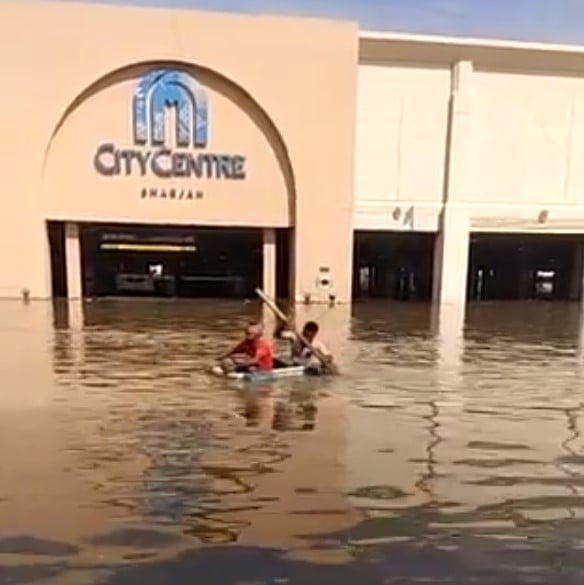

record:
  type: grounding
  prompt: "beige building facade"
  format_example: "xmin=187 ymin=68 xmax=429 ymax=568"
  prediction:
xmin=0 ymin=0 xmax=357 ymax=303
xmin=3 ymin=1 xmax=584 ymax=305
xmin=356 ymin=32 xmax=584 ymax=305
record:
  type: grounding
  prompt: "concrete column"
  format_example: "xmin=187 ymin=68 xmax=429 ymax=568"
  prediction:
xmin=432 ymin=208 xmax=470 ymax=305
xmin=433 ymin=60 xmax=474 ymax=307
xmin=432 ymin=303 xmax=465 ymax=370
xmin=262 ymin=228 xmax=276 ymax=299
xmin=444 ymin=61 xmax=475 ymax=201
xmin=65 ymin=222 xmax=82 ymax=299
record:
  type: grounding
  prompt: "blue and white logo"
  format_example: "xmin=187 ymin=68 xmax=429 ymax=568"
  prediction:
xmin=133 ymin=69 xmax=208 ymax=149
xmin=94 ymin=68 xmax=246 ymax=182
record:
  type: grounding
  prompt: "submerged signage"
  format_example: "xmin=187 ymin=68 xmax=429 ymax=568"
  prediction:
xmin=94 ymin=69 xmax=246 ymax=180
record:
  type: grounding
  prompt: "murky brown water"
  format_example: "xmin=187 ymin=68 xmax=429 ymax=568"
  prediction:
xmin=2 ymin=299 xmax=584 ymax=584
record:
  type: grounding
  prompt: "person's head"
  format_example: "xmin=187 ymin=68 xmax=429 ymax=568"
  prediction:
xmin=244 ymin=322 xmax=263 ymax=341
xmin=302 ymin=321 xmax=319 ymax=342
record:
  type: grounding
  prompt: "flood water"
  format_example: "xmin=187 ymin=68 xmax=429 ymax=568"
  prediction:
xmin=2 ymin=299 xmax=584 ymax=584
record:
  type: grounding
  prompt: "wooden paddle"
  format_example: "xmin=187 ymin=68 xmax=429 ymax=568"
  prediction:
xmin=255 ymin=288 xmax=338 ymax=375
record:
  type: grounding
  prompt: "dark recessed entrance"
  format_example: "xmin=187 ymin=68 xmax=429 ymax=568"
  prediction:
xmin=353 ymin=231 xmax=435 ymax=301
xmin=468 ymin=234 xmax=584 ymax=301
xmin=77 ymin=224 xmax=268 ymax=299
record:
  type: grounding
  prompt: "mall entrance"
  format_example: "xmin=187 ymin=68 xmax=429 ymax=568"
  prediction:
xmin=48 ymin=222 xmax=291 ymax=299
xmin=468 ymin=234 xmax=584 ymax=301
xmin=352 ymin=231 xmax=435 ymax=301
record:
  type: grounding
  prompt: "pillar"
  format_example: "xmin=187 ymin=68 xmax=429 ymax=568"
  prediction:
xmin=65 ymin=222 xmax=82 ymax=299
xmin=432 ymin=209 xmax=470 ymax=305
xmin=433 ymin=60 xmax=474 ymax=307
xmin=262 ymin=228 xmax=276 ymax=299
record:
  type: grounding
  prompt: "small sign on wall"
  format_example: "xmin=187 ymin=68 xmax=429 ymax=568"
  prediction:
xmin=316 ymin=266 xmax=332 ymax=290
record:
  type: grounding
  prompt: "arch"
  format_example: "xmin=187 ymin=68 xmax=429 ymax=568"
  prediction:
xmin=42 ymin=60 xmax=296 ymax=224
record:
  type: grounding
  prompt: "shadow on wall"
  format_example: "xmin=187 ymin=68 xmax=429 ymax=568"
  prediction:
xmin=42 ymin=60 xmax=297 ymax=223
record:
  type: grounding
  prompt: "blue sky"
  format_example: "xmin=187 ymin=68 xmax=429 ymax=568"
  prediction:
xmin=44 ymin=0 xmax=584 ymax=44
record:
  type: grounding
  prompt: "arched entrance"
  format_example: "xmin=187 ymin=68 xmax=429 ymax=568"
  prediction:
xmin=42 ymin=61 xmax=296 ymax=299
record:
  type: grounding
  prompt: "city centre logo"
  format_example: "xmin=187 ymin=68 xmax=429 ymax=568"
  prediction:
xmin=94 ymin=68 xmax=246 ymax=182
xmin=133 ymin=69 xmax=208 ymax=148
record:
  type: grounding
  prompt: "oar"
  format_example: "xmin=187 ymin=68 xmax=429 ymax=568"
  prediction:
xmin=255 ymin=288 xmax=338 ymax=375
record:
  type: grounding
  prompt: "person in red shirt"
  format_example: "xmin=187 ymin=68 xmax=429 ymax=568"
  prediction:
xmin=220 ymin=322 xmax=274 ymax=373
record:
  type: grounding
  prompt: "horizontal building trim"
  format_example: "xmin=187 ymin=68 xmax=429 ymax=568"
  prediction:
xmin=360 ymin=30 xmax=584 ymax=56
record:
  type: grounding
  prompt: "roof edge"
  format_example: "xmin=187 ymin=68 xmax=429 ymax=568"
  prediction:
xmin=359 ymin=29 xmax=584 ymax=56
xmin=14 ymin=0 xmax=357 ymax=29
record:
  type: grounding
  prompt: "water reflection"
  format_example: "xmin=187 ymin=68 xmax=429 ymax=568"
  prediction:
xmin=2 ymin=299 xmax=584 ymax=582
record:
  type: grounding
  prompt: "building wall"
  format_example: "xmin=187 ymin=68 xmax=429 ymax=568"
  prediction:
xmin=355 ymin=34 xmax=584 ymax=237
xmin=8 ymin=2 xmax=584 ymax=304
xmin=354 ymin=62 xmax=450 ymax=231
xmin=0 ymin=1 xmax=358 ymax=301
xmin=473 ymin=70 xmax=584 ymax=206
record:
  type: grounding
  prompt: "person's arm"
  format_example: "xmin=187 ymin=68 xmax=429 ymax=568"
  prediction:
xmin=219 ymin=339 xmax=246 ymax=360
xmin=304 ymin=340 xmax=333 ymax=362
xmin=316 ymin=340 xmax=331 ymax=357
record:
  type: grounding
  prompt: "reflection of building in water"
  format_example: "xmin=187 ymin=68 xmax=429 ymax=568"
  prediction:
xmin=5 ymin=298 xmax=357 ymax=565
xmin=0 ymin=302 xmax=55 ymax=411
xmin=0 ymin=303 xmax=126 ymax=547
xmin=139 ymin=415 xmax=212 ymax=524
xmin=210 ymin=393 xmax=356 ymax=560
xmin=0 ymin=304 xmax=77 ymax=550
xmin=272 ymin=394 xmax=318 ymax=432
xmin=415 ymin=401 xmax=442 ymax=502
xmin=554 ymin=407 xmax=581 ymax=521
xmin=239 ymin=387 xmax=318 ymax=432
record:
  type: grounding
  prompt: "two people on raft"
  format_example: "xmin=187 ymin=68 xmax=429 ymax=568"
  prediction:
xmin=220 ymin=320 xmax=334 ymax=375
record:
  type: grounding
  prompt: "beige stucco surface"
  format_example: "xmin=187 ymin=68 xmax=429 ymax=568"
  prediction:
xmin=355 ymin=63 xmax=451 ymax=205
xmin=7 ymin=1 xmax=584 ymax=304
xmin=355 ymin=33 xmax=584 ymax=237
xmin=0 ymin=0 xmax=358 ymax=301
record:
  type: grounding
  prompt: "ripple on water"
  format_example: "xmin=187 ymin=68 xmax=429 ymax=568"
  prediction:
xmin=348 ymin=486 xmax=410 ymax=500
xmin=1 ymin=299 xmax=584 ymax=583
xmin=87 ymin=529 xmax=182 ymax=548
xmin=0 ymin=536 xmax=79 ymax=557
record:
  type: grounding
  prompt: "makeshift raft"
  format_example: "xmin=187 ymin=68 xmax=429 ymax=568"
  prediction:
xmin=210 ymin=364 xmax=311 ymax=382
